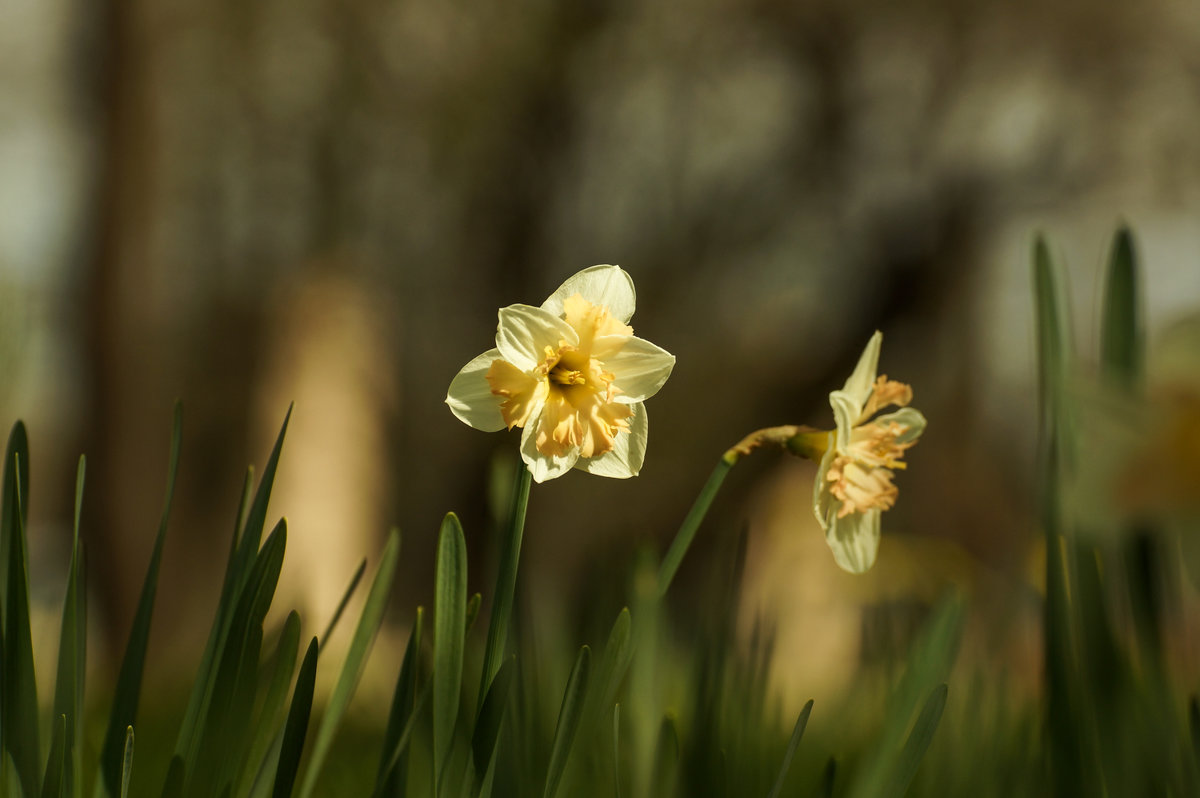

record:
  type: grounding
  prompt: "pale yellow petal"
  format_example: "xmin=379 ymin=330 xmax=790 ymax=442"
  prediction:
xmin=600 ymin=336 xmax=675 ymax=404
xmin=497 ymin=304 xmax=578 ymax=371
xmin=824 ymin=508 xmax=881 ymax=574
xmin=541 ymin=265 xmax=636 ymax=324
xmin=828 ymin=390 xmax=861 ymax=451
xmin=563 ymin=294 xmax=633 ymax=353
xmin=520 ymin=409 xmax=579 ymax=482
xmin=874 ymin=407 xmax=927 ymax=445
xmin=580 ymin=401 xmax=648 ymax=478
xmin=841 ymin=331 xmax=882 ymax=410
xmin=811 ymin=433 xmax=838 ymax=525
xmin=486 ymin=359 xmax=546 ymax=430
xmin=446 ymin=349 xmax=506 ymax=432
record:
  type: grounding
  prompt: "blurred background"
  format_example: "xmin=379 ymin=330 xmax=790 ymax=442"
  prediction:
xmin=5 ymin=0 xmax=1200 ymax=703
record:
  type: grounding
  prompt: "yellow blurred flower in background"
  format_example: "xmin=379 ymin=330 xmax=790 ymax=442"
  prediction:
xmin=446 ymin=265 xmax=675 ymax=482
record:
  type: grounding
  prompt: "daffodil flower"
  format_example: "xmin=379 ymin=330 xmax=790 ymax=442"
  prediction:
xmin=446 ymin=264 xmax=675 ymax=483
xmin=808 ymin=331 xmax=926 ymax=573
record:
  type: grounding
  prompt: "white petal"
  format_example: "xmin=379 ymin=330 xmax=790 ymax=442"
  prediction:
xmin=874 ymin=407 xmax=927 ymax=444
xmin=824 ymin=509 xmax=881 ymax=574
xmin=599 ymin=336 xmax=675 ymax=403
xmin=579 ymin=402 xmax=648 ymax=478
xmin=519 ymin=409 xmax=579 ymax=482
xmin=841 ymin=331 xmax=882 ymax=410
xmin=497 ymin=304 xmax=579 ymax=371
xmin=811 ymin=435 xmax=837 ymax=524
xmin=541 ymin=265 xmax=636 ymax=324
xmin=828 ymin=390 xmax=860 ymax=451
xmin=446 ymin=348 xmax=506 ymax=432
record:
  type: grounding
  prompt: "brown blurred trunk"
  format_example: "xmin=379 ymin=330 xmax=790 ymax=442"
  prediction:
xmin=80 ymin=0 xmax=155 ymax=650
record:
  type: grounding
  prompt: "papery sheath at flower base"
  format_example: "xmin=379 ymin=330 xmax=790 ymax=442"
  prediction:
xmin=811 ymin=331 xmax=926 ymax=573
xmin=446 ymin=264 xmax=676 ymax=483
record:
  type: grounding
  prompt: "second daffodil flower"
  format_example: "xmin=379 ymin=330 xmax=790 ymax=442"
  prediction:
xmin=446 ymin=265 xmax=676 ymax=483
xmin=809 ymin=331 xmax=926 ymax=573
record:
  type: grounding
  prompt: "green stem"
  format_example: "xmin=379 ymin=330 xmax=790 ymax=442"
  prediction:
xmin=477 ymin=464 xmax=532 ymax=713
xmin=656 ymin=455 xmax=735 ymax=598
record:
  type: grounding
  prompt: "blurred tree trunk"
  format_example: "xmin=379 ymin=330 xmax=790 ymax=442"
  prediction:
xmin=80 ymin=0 xmax=154 ymax=649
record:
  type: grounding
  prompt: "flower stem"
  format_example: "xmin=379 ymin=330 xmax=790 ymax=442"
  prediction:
xmin=656 ymin=457 xmax=734 ymax=598
xmin=477 ymin=463 xmax=532 ymax=713
xmin=656 ymin=425 xmax=827 ymax=599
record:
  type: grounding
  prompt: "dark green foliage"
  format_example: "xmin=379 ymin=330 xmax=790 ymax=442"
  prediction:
xmin=100 ymin=405 xmax=183 ymax=797
xmin=3 ymin=424 xmax=40 ymax=797
xmin=273 ymin=639 xmax=319 ymax=798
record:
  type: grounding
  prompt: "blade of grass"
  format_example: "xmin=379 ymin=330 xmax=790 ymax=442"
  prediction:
xmin=53 ymin=456 xmax=87 ymax=798
xmin=649 ymin=714 xmax=679 ymax=798
xmin=465 ymin=594 xmax=482 ymax=636
xmin=161 ymin=756 xmax=185 ymax=798
xmin=190 ymin=520 xmax=287 ymax=796
xmin=297 ymin=529 xmax=401 ymax=798
xmin=1101 ymin=227 xmax=1164 ymax=668
xmin=583 ymin=609 xmax=633 ymax=736
xmin=1100 ymin=225 xmax=1143 ymax=385
xmin=174 ymin=468 xmax=256 ymax=764
xmin=1034 ymin=236 xmax=1086 ymax=797
xmin=4 ymin=439 xmax=40 ymax=798
xmin=543 ymin=645 xmax=591 ymax=798
xmin=273 ymin=638 xmax=319 ymax=798
xmin=563 ymin=607 xmax=633 ymax=793
xmin=0 ymin=420 xmax=30 ymax=600
xmin=881 ymin=684 xmax=948 ymax=798
xmin=234 ymin=406 xmax=292 ymax=596
xmin=471 ymin=656 xmax=515 ymax=797
xmin=374 ymin=608 xmax=424 ymax=797
xmin=846 ymin=599 xmax=961 ymax=798
xmin=766 ymin=700 xmax=813 ymax=798
xmin=435 ymin=514 xmax=468 ymax=794
xmin=100 ymin=404 xmax=183 ymax=797
xmin=120 ymin=728 xmax=134 ymax=798
xmin=236 ymin=611 xmax=301 ymax=797
xmin=612 ymin=705 xmax=621 ymax=798
xmin=180 ymin=405 xmax=291 ymax=770
xmin=478 ymin=466 xmax=530 ymax=711
xmin=41 ymin=715 xmax=67 ymax=798
xmin=657 ymin=457 xmax=734 ymax=597
xmin=319 ymin=559 xmax=366 ymax=646
xmin=377 ymin=682 xmax=432 ymax=789
xmin=818 ymin=758 xmax=837 ymax=798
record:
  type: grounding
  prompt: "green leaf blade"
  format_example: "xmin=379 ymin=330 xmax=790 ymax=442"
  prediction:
xmin=478 ymin=466 xmax=530 ymax=710
xmin=434 ymin=514 xmax=468 ymax=792
xmin=119 ymin=727 xmax=135 ymax=798
xmin=100 ymin=405 xmax=183 ymax=796
xmin=1100 ymin=225 xmax=1143 ymax=386
xmin=273 ymin=638 xmax=319 ymax=798
xmin=766 ymin=700 xmax=814 ymax=798
xmin=471 ymin=655 xmax=515 ymax=793
xmin=374 ymin=607 xmax=424 ymax=797
xmin=882 ymin=684 xmax=948 ymax=798
xmin=543 ymin=645 xmax=592 ymax=798
xmin=297 ymin=529 xmax=401 ymax=798
xmin=3 ymin=431 xmax=40 ymax=798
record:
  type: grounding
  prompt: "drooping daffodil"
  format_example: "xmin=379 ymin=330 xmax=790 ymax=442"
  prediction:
xmin=724 ymin=331 xmax=924 ymax=573
xmin=810 ymin=331 xmax=926 ymax=573
xmin=446 ymin=264 xmax=676 ymax=483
